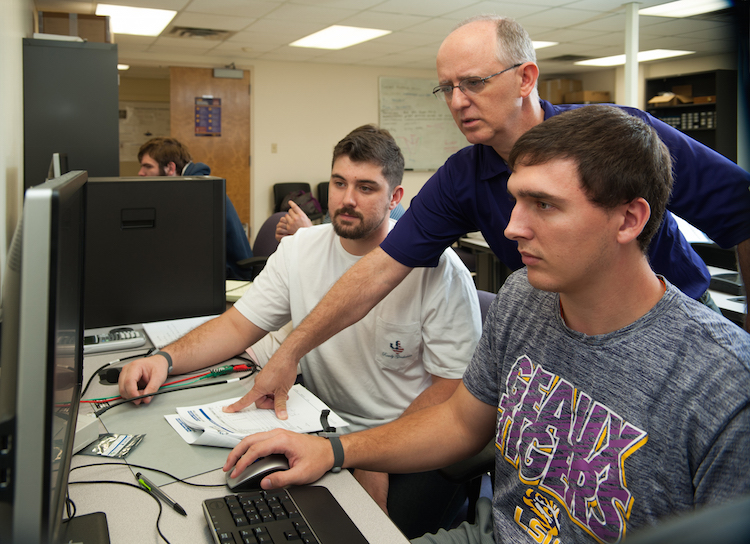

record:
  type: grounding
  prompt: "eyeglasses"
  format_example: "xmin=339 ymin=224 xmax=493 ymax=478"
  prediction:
xmin=432 ymin=64 xmax=522 ymax=102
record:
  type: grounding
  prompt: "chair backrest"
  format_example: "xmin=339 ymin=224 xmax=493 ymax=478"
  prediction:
xmin=273 ymin=182 xmax=311 ymax=213
xmin=476 ymin=290 xmax=496 ymax=324
xmin=253 ymin=212 xmax=286 ymax=257
xmin=317 ymin=181 xmax=329 ymax=213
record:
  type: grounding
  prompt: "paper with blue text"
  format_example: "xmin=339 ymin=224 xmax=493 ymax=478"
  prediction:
xmin=165 ymin=384 xmax=348 ymax=448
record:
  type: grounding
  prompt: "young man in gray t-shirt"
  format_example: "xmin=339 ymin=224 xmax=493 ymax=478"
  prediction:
xmin=221 ymin=106 xmax=750 ymax=544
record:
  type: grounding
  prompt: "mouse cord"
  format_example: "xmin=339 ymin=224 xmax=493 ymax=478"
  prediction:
xmin=65 ymin=479 xmax=171 ymax=544
xmin=69 ymin=461 xmax=226 ymax=488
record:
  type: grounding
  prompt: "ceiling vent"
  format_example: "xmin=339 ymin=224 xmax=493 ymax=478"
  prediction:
xmin=546 ymin=54 xmax=592 ymax=62
xmin=168 ymin=26 xmax=235 ymax=40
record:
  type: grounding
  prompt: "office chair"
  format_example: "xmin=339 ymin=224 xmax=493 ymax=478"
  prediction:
xmin=626 ymin=494 xmax=750 ymax=544
xmin=237 ymin=212 xmax=285 ymax=280
xmin=273 ymin=182 xmax=311 ymax=213
xmin=439 ymin=289 xmax=497 ymax=523
xmin=317 ymin=181 xmax=329 ymax=214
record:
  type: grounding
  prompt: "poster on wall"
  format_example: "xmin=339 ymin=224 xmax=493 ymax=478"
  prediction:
xmin=195 ymin=97 xmax=221 ymax=137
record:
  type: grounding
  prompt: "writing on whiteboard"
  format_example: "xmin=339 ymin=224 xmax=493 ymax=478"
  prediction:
xmin=379 ymin=77 xmax=467 ymax=170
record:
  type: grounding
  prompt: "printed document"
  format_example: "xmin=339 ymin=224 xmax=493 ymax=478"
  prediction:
xmin=165 ymin=384 xmax=348 ymax=448
xmin=142 ymin=315 xmax=219 ymax=348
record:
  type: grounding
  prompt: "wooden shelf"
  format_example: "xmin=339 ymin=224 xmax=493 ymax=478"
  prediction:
xmin=645 ymin=70 xmax=737 ymax=163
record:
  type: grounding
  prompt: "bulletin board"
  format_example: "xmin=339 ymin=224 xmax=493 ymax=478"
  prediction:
xmin=379 ymin=76 xmax=466 ymax=170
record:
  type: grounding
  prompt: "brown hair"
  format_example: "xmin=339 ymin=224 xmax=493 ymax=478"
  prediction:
xmin=509 ymin=106 xmax=673 ymax=251
xmin=332 ymin=125 xmax=404 ymax=191
xmin=137 ymin=137 xmax=192 ymax=174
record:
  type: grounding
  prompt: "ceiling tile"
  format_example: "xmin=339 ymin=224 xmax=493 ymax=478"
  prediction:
xmin=330 ymin=11 xmax=429 ymax=31
xmin=369 ymin=0 xmax=479 ymax=17
xmin=518 ymin=7 xmax=614 ymax=28
xmin=185 ymin=0 xmax=281 ymax=18
xmin=263 ymin=3 xmax=359 ymax=24
xmin=170 ymin=12 xmax=256 ymax=31
xmin=444 ymin=3 xmax=552 ymax=21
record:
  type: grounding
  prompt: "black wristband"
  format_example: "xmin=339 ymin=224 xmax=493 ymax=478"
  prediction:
xmin=328 ymin=436 xmax=344 ymax=473
xmin=150 ymin=350 xmax=173 ymax=375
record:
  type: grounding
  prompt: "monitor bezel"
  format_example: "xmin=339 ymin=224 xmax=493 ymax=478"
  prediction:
xmin=9 ymin=170 xmax=87 ymax=543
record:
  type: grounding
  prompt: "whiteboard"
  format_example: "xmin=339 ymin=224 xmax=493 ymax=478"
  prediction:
xmin=379 ymin=77 xmax=467 ymax=170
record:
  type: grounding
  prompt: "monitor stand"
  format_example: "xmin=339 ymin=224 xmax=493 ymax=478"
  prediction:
xmin=60 ymin=512 xmax=110 ymax=544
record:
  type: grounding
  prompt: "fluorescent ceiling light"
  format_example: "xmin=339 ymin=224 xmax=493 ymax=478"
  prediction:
xmin=532 ymin=41 xmax=558 ymax=50
xmin=575 ymin=49 xmax=694 ymax=66
xmin=96 ymin=4 xmax=176 ymax=36
xmin=290 ymin=25 xmax=391 ymax=50
xmin=639 ymin=0 xmax=731 ymax=18
xmin=117 ymin=64 xmax=130 ymax=70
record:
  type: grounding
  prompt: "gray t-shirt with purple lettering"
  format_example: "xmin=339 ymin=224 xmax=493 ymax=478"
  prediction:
xmin=464 ymin=269 xmax=750 ymax=544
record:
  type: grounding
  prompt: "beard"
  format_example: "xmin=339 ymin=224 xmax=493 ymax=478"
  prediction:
xmin=332 ymin=206 xmax=385 ymax=240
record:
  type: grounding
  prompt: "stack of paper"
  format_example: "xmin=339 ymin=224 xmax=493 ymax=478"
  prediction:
xmin=165 ymin=384 xmax=348 ymax=448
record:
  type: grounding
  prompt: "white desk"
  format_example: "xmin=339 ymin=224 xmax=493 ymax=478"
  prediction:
xmin=458 ymin=236 xmax=746 ymax=327
xmin=707 ymin=266 xmax=746 ymax=326
xmin=73 ymin=335 xmax=409 ymax=544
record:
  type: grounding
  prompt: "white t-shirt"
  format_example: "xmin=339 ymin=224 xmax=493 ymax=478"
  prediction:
xmin=234 ymin=221 xmax=481 ymax=432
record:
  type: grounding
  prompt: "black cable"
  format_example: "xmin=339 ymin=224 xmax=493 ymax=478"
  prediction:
xmin=93 ymin=369 xmax=256 ymax=417
xmin=67 ymin=479 xmax=171 ymax=544
xmin=63 ymin=489 xmax=76 ymax=522
xmin=70 ymin=461 xmax=226 ymax=488
xmin=68 ymin=459 xmax=233 ymax=543
xmin=81 ymin=348 xmax=158 ymax=397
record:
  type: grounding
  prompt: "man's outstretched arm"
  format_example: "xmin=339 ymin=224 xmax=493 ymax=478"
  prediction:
xmin=224 ymin=247 xmax=412 ymax=418
xmin=119 ymin=307 xmax=267 ymax=404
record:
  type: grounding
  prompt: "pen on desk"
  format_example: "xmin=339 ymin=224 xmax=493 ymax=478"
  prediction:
xmin=136 ymin=472 xmax=188 ymax=516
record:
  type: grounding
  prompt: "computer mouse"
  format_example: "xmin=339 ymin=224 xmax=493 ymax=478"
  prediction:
xmin=226 ymin=454 xmax=290 ymax=491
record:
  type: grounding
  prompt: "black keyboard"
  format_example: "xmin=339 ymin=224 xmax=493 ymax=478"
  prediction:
xmin=203 ymin=486 xmax=369 ymax=544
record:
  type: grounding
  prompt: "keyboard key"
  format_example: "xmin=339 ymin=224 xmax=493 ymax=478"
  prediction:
xmin=218 ymin=531 xmax=235 ymax=544
xmin=239 ymin=530 xmax=256 ymax=544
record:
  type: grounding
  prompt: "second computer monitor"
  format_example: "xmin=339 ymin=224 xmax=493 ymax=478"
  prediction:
xmin=84 ymin=176 xmax=226 ymax=329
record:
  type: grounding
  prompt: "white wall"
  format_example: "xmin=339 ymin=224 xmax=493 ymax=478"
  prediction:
xmin=248 ymin=60 xmax=435 ymax=240
xmin=0 ymin=0 xmax=34 ymax=276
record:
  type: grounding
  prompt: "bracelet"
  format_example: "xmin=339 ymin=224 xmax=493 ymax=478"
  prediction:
xmin=150 ymin=350 xmax=173 ymax=375
xmin=328 ymin=436 xmax=344 ymax=473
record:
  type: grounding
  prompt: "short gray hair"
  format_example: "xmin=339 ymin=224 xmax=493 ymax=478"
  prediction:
xmin=453 ymin=15 xmax=537 ymax=67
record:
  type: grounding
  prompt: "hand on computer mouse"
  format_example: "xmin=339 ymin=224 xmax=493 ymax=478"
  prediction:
xmin=224 ymin=429 xmax=335 ymax=490
xmin=226 ymin=454 xmax=290 ymax=491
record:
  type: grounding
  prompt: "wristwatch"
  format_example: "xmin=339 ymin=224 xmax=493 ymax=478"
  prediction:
xmin=150 ymin=350 xmax=173 ymax=375
xmin=328 ymin=436 xmax=344 ymax=473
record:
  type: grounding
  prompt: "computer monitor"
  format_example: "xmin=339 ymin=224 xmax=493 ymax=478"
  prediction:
xmin=0 ymin=171 xmax=87 ymax=544
xmin=46 ymin=153 xmax=69 ymax=181
xmin=84 ymin=176 xmax=226 ymax=329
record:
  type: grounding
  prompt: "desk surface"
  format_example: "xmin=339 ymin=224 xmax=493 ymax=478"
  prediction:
xmin=458 ymin=237 xmax=747 ymax=325
xmin=74 ymin=337 xmax=409 ymax=544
